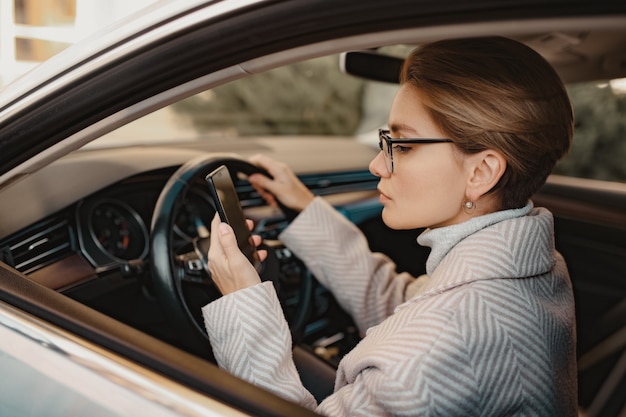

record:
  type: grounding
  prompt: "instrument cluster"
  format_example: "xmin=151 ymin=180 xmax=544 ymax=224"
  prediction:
xmin=76 ymin=179 xmax=219 ymax=271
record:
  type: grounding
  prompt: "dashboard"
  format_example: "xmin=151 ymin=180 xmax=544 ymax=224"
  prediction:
xmin=0 ymin=164 xmax=383 ymax=288
xmin=0 ymin=162 xmax=388 ymax=360
xmin=0 ymin=141 xmax=440 ymax=366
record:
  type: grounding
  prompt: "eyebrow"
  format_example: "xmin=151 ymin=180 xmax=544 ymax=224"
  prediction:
xmin=388 ymin=123 xmax=420 ymax=137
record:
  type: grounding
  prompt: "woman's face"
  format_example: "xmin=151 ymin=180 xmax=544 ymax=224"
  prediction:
xmin=369 ymin=84 xmax=470 ymax=230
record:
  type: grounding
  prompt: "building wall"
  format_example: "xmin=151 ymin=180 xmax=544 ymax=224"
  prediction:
xmin=0 ymin=0 xmax=156 ymax=87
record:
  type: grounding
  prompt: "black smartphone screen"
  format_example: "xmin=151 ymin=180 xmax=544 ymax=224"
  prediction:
xmin=206 ymin=165 xmax=262 ymax=273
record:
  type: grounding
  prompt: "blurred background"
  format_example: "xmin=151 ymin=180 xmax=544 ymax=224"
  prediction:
xmin=0 ymin=0 xmax=157 ymax=87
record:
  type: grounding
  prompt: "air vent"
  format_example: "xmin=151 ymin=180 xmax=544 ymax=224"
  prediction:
xmin=3 ymin=217 xmax=74 ymax=274
xmin=234 ymin=169 xmax=378 ymax=207
xmin=299 ymin=170 xmax=378 ymax=195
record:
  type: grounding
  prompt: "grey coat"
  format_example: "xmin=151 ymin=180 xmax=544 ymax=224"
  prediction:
xmin=203 ymin=198 xmax=577 ymax=416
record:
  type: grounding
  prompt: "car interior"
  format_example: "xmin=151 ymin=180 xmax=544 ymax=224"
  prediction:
xmin=0 ymin=5 xmax=625 ymax=416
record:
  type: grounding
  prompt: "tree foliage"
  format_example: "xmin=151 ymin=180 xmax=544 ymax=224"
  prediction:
xmin=555 ymin=82 xmax=626 ymax=182
xmin=172 ymin=56 xmax=364 ymax=136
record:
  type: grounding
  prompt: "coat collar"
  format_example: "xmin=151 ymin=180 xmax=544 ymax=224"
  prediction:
xmin=418 ymin=202 xmax=533 ymax=274
xmin=409 ymin=202 xmax=556 ymax=303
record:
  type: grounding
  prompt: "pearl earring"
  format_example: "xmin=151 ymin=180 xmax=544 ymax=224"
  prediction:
xmin=463 ymin=200 xmax=476 ymax=214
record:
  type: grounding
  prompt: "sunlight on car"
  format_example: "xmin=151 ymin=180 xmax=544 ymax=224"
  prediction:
xmin=609 ymin=77 xmax=626 ymax=92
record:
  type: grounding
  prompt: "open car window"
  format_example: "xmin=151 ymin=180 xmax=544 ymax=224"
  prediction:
xmin=92 ymin=54 xmax=397 ymax=148
xmin=93 ymin=53 xmax=626 ymax=185
xmin=555 ymin=79 xmax=626 ymax=183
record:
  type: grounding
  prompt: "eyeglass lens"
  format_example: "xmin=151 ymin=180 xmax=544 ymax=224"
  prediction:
xmin=378 ymin=135 xmax=394 ymax=173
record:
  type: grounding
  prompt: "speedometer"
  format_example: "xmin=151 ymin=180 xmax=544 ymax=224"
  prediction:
xmin=88 ymin=200 xmax=149 ymax=261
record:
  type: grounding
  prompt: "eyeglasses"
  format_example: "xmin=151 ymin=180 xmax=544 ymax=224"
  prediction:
xmin=378 ymin=129 xmax=453 ymax=173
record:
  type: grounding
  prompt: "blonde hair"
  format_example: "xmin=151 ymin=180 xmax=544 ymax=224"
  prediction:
xmin=401 ymin=36 xmax=573 ymax=209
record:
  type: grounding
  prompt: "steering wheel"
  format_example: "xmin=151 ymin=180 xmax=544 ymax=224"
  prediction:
xmin=150 ymin=154 xmax=309 ymax=358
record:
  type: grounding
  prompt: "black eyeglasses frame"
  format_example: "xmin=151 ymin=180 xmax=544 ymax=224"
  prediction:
xmin=378 ymin=129 xmax=454 ymax=173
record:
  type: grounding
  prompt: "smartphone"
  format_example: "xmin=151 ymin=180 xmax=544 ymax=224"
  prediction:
xmin=206 ymin=165 xmax=262 ymax=273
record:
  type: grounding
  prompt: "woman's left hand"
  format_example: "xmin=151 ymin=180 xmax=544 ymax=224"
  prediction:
xmin=207 ymin=214 xmax=267 ymax=295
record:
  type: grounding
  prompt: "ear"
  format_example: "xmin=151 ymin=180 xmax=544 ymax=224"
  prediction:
xmin=464 ymin=149 xmax=507 ymax=202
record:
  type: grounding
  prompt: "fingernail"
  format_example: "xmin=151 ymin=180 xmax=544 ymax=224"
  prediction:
xmin=219 ymin=222 xmax=231 ymax=235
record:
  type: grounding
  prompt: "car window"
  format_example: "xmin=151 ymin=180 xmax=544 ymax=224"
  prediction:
xmin=555 ymin=79 xmax=626 ymax=183
xmin=93 ymin=54 xmax=396 ymax=147
xmin=95 ymin=54 xmax=625 ymax=185
xmin=172 ymin=56 xmax=371 ymax=137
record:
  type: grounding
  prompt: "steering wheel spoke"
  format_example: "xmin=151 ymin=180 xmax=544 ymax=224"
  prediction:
xmin=175 ymin=250 xmax=213 ymax=285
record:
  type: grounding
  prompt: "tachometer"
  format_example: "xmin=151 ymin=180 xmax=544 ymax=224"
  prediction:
xmin=173 ymin=190 xmax=215 ymax=243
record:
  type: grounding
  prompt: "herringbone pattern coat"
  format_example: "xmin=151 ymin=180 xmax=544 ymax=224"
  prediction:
xmin=203 ymin=198 xmax=577 ymax=416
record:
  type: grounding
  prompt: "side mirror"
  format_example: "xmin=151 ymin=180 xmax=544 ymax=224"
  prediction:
xmin=340 ymin=51 xmax=404 ymax=84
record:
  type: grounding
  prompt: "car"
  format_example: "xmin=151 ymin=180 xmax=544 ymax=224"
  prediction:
xmin=1 ymin=0 xmax=625 ymax=416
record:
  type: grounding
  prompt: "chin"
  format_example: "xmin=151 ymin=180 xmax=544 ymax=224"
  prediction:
xmin=382 ymin=211 xmax=417 ymax=231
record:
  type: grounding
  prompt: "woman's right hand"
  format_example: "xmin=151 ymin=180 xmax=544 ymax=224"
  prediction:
xmin=248 ymin=154 xmax=315 ymax=212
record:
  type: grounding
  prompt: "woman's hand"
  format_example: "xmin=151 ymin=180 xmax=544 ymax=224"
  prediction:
xmin=248 ymin=154 xmax=315 ymax=212
xmin=207 ymin=214 xmax=267 ymax=295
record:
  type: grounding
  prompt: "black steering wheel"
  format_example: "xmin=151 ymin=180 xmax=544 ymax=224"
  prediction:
xmin=150 ymin=155 xmax=309 ymax=358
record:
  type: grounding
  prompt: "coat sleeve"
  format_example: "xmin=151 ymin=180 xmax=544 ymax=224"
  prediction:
xmin=202 ymin=282 xmax=318 ymax=409
xmin=279 ymin=197 xmax=429 ymax=332
xmin=201 ymin=281 xmax=419 ymax=417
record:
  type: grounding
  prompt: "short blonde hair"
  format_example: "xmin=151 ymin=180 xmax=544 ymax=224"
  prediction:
xmin=401 ymin=36 xmax=573 ymax=209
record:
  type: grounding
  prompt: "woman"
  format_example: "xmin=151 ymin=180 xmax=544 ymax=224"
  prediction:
xmin=203 ymin=36 xmax=577 ymax=416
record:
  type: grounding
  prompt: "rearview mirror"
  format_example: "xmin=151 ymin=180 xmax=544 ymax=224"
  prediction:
xmin=340 ymin=51 xmax=404 ymax=84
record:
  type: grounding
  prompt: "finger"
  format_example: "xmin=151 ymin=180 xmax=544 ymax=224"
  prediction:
xmin=246 ymin=218 xmax=255 ymax=231
xmin=250 ymin=154 xmax=285 ymax=182
xmin=251 ymin=234 xmax=263 ymax=247
xmin=248 ymin=153 xmax=262 ymax=165
xmin=257 ymin=249 xmax=268 ymax=262
xmin=249 ymin=153 xmax=272 ymax=169
xmin=217 ymin=222 xmax=246 ymax=261
xmin=208 ymin=214 xmax=225 ymax=261
xmin=258 ymin=188 xmax=278 ymax=207
xmin=248 ymin=172 xmax=273 ymax=190
xmin=208 ymin=214 xmax=228 ymax=281
xmin=249 ymin=181 xmax=278 ymax=207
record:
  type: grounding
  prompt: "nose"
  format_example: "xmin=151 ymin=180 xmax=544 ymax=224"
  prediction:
xmin=369 ymin=151 xmax=389 ymax=178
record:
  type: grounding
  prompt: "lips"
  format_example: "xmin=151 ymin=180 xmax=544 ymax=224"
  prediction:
xmin=378 ymin=188 xmax=391 ymax=202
